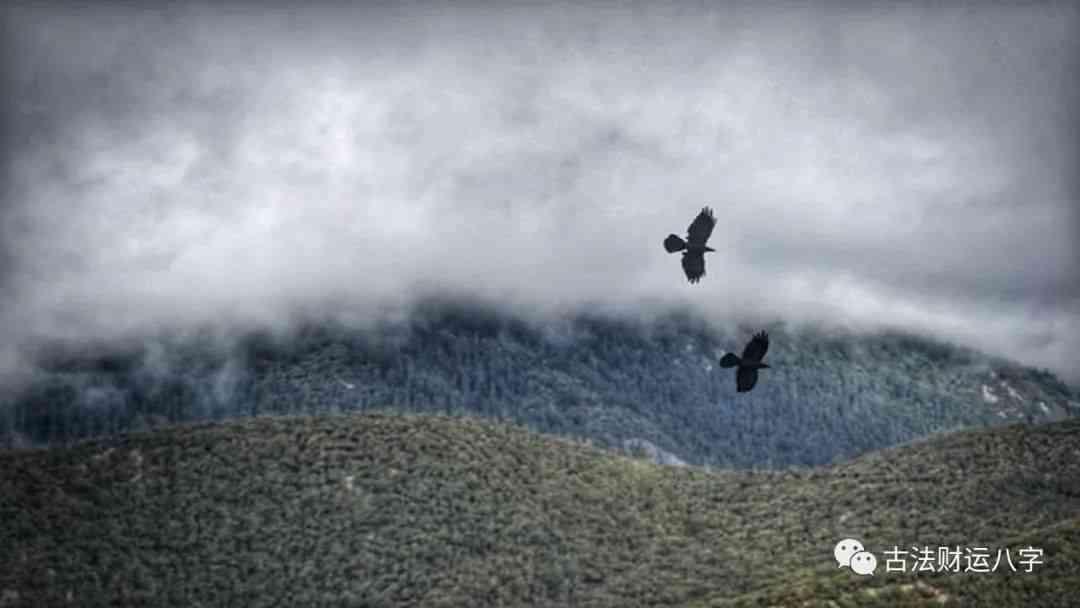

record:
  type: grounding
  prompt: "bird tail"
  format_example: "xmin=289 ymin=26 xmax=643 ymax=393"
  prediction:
xmin=719 ymin=353 xmax=741 ymax=368
xmin=663 ymin=234 xmax=686 ymax=253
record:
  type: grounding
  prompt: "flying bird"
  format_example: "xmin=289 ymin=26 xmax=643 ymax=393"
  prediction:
xmin=719 ymin=331 xmax=770 ymax=393
xmin=664 ymin=207 xmax=717 ymax=284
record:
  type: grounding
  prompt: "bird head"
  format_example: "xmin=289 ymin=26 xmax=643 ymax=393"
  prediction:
xmin=705 ymin=246 xmax=716 ymax=252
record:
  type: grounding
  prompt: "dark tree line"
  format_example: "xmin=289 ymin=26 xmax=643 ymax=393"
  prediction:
xmin=1 ymin=306 xmax=1075 ymax=467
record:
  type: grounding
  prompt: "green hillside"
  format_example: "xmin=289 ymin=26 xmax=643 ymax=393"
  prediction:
xmin=4 ymin=304 xmax=1077 ymax=469
xmin=3 ymin=413 xmax=1079 ymax=607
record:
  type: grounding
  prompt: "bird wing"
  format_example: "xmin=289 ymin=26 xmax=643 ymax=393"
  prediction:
xmin=741 ymin=331 xmax=769 ymax=362
xmin=736 ymin=367 xmax=759 ymax=392
xmin=685 ymin=207 xmax=716 ymax=248
xmin=681 ymin=252 xmax=706 ymax=284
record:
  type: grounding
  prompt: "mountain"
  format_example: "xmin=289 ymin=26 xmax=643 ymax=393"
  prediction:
xmin=3 ymin=301 xmax=1077 ymax=468
xmin=3 ymin=413 xmax=1079 ymax=607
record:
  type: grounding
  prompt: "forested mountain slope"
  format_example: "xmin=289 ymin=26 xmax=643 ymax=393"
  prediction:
xmin=3 ymin=302 xmax=1076 ymax=467
xmin=3 ymin=413 xmax=1079 ymax=607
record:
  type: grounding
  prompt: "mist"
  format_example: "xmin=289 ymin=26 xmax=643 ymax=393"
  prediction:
xmin=2 ymin=1 xmax=1078 ymax=389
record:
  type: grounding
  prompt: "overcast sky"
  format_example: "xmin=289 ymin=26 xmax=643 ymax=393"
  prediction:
xmin=1 ymin=1 xmax=1078 ymax=385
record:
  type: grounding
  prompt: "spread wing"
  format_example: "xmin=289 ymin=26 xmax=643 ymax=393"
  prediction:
xmin=741 ymin=331 xmax=769 ymax=362
xmin=736 ymin=367 xmax=759 ymax=392
xmin=681 ymin=252 xmax=706 ymax=284
xmin=685 ymin=207 xmax=716 ymax=248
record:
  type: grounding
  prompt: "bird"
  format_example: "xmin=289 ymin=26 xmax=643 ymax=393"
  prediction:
xmin=663 ymin=206 xmax=717 ymax=284
xmin=719 ymin=331 xmax=770 ymax=392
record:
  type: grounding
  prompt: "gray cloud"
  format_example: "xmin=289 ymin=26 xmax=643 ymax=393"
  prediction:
xmin=1 ymin=1 xmax=1078 ymax=386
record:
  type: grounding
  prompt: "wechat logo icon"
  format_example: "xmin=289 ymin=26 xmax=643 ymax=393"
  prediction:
xmin=835 ymin=538 xmax=877 ymax=576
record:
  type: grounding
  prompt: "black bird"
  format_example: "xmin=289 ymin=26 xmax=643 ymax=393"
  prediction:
xmin=664 ymin=207 xmax=717 ymax=284
xmin=719 ymin=331 xmax=770 ymax=393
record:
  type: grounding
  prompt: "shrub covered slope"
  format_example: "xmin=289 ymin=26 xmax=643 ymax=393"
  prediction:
xmin=3 ymin=413 xmax=1079 ymax=606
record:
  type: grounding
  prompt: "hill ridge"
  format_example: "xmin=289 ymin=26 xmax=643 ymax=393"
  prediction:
xmin=4 ymin=309 xmax=1077 ymax=469
xmin=3 ymin=413 xmax=1079 ymax=606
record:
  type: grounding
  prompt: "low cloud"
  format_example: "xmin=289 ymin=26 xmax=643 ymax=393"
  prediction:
xmin=1 ymin=1 xmax=1077 ymax=385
